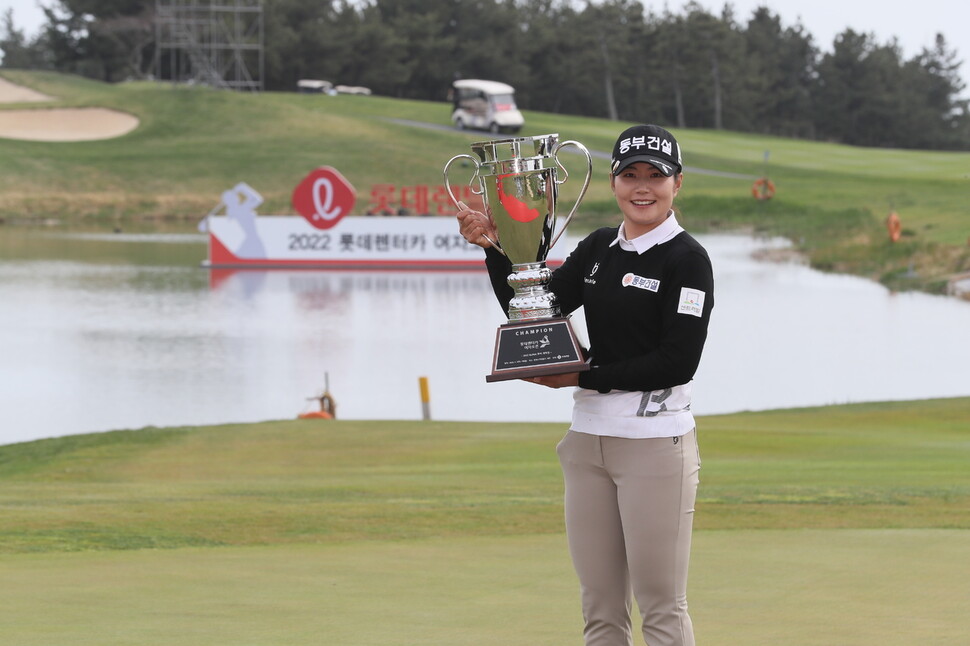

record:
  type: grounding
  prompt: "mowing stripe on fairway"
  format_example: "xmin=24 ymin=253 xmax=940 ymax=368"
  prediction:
xmin=0 ymin=530 xmax=965 ymax=646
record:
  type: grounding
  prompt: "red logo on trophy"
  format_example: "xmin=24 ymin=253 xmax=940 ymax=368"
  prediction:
xmin=292 ymin=167 xmax=357 ymax=230
xmin=496 ymin=174 xmax=542 ymax=223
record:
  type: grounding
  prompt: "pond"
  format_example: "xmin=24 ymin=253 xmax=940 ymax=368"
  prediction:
xmin=1 ymin=227 xmax=968 ymax=446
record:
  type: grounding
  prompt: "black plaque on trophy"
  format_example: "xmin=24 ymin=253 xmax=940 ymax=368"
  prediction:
xmin=486 ymin=316 xmax=590 ymax=382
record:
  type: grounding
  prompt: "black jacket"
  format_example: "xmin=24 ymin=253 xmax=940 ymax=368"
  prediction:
xmin=485 ymin=225 xmax=715 ymax=394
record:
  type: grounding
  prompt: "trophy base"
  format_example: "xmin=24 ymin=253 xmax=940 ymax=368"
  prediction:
xmin=486 ymin=316 xmax=590 ymax=383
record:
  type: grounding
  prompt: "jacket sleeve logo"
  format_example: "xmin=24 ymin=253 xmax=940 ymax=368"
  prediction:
xmin=677 ymin=288 xmax=705 ymax=317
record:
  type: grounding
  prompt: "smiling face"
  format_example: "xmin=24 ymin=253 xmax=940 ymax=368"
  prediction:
xmin=610 ymin=162 xmax=683 ymax=239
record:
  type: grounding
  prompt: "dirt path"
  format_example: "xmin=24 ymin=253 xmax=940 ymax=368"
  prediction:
xmin=0 ymin=76 xmax=53 ymax=103
xmin=387 ymin=117 xmax=756 ymax=180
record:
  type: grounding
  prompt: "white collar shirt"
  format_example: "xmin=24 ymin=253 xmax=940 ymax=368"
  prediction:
xmin=609 ymin=210 xmax=684 ymax=254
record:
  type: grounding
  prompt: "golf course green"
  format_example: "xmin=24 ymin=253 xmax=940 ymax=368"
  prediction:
xmin=0 ymin=398 xmax=967 ymax=644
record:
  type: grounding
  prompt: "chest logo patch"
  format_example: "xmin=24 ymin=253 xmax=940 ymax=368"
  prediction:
xmin=621 ymin=273 xmax=660 ymax=292
xmin=677 ymin=287 xmax=705 ymax=317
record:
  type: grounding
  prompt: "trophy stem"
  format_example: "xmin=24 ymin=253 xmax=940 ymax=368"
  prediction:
xmin=507 ymin=262 xmax=560 ymax=322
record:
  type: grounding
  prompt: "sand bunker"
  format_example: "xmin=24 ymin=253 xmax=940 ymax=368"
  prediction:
xmin=0 ymin=107 xmax=140 ymax=141
xmin=0 ymin=77 xmax=140 ymax=141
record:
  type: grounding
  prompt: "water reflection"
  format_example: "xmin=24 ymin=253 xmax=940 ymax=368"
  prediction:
xmin=694 ymin=236 xmax=970 ymax=413
xmin=1 ymin=232 xmax=968 ymax=445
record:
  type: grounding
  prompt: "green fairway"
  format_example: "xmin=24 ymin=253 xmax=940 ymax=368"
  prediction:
xmin=0 ymin=398 xmax=967 ymax=643
xmin=0 ymin=531 xmax=965 ymax=645
xmin=1 ymin=69 xmax=969 ymax=293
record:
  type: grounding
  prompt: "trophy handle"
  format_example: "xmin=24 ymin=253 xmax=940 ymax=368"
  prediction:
xmin=443 ymin=153 xmax=505 ymax=255
xmin=549 ymin=140 xmax=593 ymax=251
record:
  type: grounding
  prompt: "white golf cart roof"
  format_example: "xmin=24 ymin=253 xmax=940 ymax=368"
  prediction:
xmin=297 ymin=79 xmax=333 ymax=90
xmin=453 ymin=79 xmax=516 ymax=95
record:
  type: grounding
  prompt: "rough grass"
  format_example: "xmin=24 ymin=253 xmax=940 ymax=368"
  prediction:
xmin=1 ymin=397 xmax=967 ymax=554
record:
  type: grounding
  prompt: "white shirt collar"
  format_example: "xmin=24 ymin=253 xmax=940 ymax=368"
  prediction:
xmin=609 ymin=210 xmax=684 ymax=253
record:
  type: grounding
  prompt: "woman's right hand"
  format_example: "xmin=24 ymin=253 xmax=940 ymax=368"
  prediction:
xmin=456 ymin=201 xmax=498 ymax=249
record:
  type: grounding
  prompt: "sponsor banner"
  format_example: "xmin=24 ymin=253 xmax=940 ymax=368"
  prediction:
xmin=206 ymin=215 xmax=567 ymax=268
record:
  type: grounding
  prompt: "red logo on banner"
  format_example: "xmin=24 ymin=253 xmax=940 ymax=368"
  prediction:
xmin=292 ymin=167 xmax=357 ymax=229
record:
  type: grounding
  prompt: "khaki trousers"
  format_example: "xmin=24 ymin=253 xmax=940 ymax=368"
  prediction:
xmin=556 ymin=430 xmax=700 ymax=646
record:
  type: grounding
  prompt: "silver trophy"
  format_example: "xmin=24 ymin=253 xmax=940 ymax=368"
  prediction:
xmin=444 ymin=133 xmax=593 ymax=382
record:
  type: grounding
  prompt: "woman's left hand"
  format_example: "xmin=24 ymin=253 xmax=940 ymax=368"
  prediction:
xmin=523 ymin=373 xmax=580 ymax=389
xmin=456 ymin=201 xmax=497 ymax=249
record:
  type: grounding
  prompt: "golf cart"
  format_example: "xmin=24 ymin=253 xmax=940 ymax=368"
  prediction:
xmin=450 ymin=79 xmax=524 ymax=134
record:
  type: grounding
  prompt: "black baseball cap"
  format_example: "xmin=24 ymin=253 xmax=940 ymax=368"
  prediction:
xmin=610 ymin=124 xmax=683 ymax=177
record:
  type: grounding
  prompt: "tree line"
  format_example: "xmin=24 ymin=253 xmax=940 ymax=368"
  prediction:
xmin=3 ymin=0 xmax=969 ymax=150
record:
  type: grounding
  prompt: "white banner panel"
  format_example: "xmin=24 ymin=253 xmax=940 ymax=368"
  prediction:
xmin=206 ymin=215 xmax=567 ymax=268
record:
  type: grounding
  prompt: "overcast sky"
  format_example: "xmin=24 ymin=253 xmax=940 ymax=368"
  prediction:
xmin=684 ymin=0 xmax=967 ymax=59
xmin=659 ymin=0 xmax=969 ymax=92
xmin=2 ymin=0 xmax=968 ymax=93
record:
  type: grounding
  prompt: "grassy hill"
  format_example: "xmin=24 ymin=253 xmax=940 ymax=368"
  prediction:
xmin=0 ymin=399 xmax=967 ymax=645
xmin=1 ymin=69 xmax=969 ymax=292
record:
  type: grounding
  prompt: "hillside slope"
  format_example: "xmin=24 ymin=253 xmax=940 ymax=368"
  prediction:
xmin=1 ymin=70 xmax=968 ymax=292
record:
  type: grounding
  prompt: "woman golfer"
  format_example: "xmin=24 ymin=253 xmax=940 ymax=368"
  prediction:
xmin=457 ymin=124 xmax=714 ymax=646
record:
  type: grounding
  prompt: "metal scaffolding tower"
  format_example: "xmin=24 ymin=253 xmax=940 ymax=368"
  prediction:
xmin=154 ymin=0 xmax=264 ymax=92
